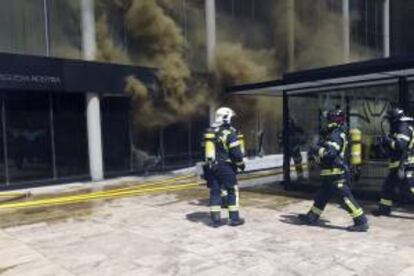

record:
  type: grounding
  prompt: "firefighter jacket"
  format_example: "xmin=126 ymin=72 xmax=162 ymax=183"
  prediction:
xmin=203 ymin=125 xmax=244 ymax=167
xmin=314 ymin=126 xmax=348 ymax=176
xmin=386 ymin=117 xmax=414 ymax=169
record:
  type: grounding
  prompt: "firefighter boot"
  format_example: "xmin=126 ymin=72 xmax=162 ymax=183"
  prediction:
xmin=297 ymin=212 xmax=319 ymax=225
xmin=229 ymin=211 xmax=245 ymax=227
xmin=371 ymin=204 xmax=391 ymax=217
xmin=210 ymin=212 xmax=224 ymax=228
xmin=347 ymin=215 xmax=369 ymax=232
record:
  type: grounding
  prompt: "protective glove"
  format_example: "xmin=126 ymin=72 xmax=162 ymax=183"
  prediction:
xmin=237 ymin=162 xmax=246 ymax=172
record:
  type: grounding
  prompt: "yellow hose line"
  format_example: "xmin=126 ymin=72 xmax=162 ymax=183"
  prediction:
xmin=0 ymin=179 xmax=198 ymax=208
xmin=0 ymin=174 xmax=196 ymax=209
xmin=79 ymin=173 xmax=195 ymax=195
xmin=0 ymin=173 xmax=194 ymax=199
xmin=0 ymin=167 xmax=287 ymax=210
xmin=0 ymin=182 xmax=203 ymax=209
xmin=0 ymin=192 xmax=28 ymax=197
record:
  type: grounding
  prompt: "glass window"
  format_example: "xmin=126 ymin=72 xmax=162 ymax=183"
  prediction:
xmin=162 ymin=121 xmax=190 ymax=168
xmin=189 ymin=112 xmax=209 ymax=162
xmin=6 ymin=91 xmax=53 ymax=183
xmin=47 ymin=0 xmax=82 ymax=59
xmin=184 ymin=0 xmax=207 ymax=71
xmin=131 ymin=126 xmax=162 ymax=174
xmin=101 ymin=96 xmax=131 ymax=175
xmin=390 ymin=0 xmax=414 ymax=56
xmin=288 ymin=84 xmax=398 ymax=187
xmin=0 ymin=0 xmax=47 ymax=55
xmin=0 ymin=94 xmax=5 ymax=184
xmin=53 ymin=93 xmax=88 ymax=178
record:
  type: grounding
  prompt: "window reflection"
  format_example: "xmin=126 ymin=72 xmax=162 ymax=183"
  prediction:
xmin=6 ymin=91 xmax=53 ymax=182
xmin=102 ymin=96 xmax=131 ymax=175
xmin=53 ymin=93 xmax=88 ymax=178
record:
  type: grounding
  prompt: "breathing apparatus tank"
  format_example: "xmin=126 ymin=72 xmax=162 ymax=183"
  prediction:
xmin=204 ymin=129 xmax=216 ymax=163
xmin=350 ymin=128 xmax=362 ymax=166
xmin=237 ymin=132 xmax=245 ymax=156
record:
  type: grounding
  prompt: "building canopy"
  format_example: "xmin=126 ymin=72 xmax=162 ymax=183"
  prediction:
xmin=226 ymin=55 xmax=414 ymax=96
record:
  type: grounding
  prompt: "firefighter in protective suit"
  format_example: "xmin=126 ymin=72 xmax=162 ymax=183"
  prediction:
xmin=299 ymin=108 xmax=369 ymax=232
xmin=203 ymin=107 xmax=245 ymax=227
xmin=372 ymin=107 xmax=414 ymax=216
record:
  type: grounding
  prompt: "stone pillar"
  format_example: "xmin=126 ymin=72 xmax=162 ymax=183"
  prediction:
xmin=81 ymin=0 xmax=104 ymax=181
xmin=206 ymin=0 xmax=217 ymax=124
xmin=343 ymin=0 xmax=350 ymax=62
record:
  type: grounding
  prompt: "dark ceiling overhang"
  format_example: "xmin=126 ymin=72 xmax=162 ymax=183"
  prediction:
xmin=226 ymin=55 xmax=414 ymax=96
xmin=0 ymin=52 xmax=157 ymax=94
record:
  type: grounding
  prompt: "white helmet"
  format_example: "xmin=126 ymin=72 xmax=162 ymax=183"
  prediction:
xmin=213 ymin=107 xmax=235 ymax=127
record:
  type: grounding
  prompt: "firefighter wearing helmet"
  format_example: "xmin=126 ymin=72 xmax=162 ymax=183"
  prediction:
xmin=372 ymin=107 xmax=414 ymax=216
xmin=299 ymin=107 xmax=369 ymax=232
xmin=202 ymin=107 xmax=245 ymax=227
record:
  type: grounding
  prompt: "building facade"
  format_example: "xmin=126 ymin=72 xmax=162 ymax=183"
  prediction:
xmin=0 ymin=0 xmax=414 ymax=189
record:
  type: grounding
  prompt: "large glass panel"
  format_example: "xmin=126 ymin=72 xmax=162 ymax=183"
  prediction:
xmin=0 ymin=0 xmax=47 ymax=55
xmin=162 ymin=121 xmax=190 ymax=168
xmin=0 ymin=94 xmax=5 ymax=184
xmin=189 ymin=112 xmax=209 ymax=162
xmin=6 ymin=91 xmax=53 ymax=183
xmin=390 ymin=0 xmax=414 ymax=56
xmin=408 ymin=81 xmax=414 ymax=116
xmin=350 ymin=0 xmax=384 ymax=57
xmin=288 ymin=84 xmax=398 ymax=190
xmin=48 ymin=0 xmax=82 ymax=59
xmin=101 ymin=96 xmax=131 ymax=175
xmin=53 ymin=93 xmax=88 ymax=178
xmin=183 ymin=0 xmax=207 ymax=71
xmin=131 ymin=127 xmax=162 ymax=174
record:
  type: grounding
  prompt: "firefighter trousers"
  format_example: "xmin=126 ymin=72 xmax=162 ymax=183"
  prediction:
xmin=378 ymin=168 xmax=414 ymax=211
xmin=208 ymin=163 xmax=240 ymax=221
xmin=291 ymin=146 xmax=303 ymax=177
xmin=309 ymin=174 xmax=365 ymax=221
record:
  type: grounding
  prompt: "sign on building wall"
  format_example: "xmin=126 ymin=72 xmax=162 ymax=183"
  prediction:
xmin=0 ymin=53 xmax=157 ymax=94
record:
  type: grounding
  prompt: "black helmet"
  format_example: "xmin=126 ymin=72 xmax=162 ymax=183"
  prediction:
xmin=385 ymin=107 xmax=404 ymax=124
xmin=326 ymin=108 xmax=346 ymax=127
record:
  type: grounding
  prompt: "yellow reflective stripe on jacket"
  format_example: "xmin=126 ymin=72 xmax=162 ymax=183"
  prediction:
xmin=340 ymin=133 xmax=347 ymax=157
xmin=229 ymin=141 xmax=241 ymax=148
xmin=318 ymin=148 xmax=326 ymax=157
xmin=405 ymin=156 xmax=414 ymax=164
xmin=320 ymin=168 xmax=344 ymax=176
xmin=327 ymin=141 xmax=341 ymax=151
xmin=396 ymin=134 xmax=411 ymax=142
xmin=409 ymin=126 xmax=414 ymax=149
xmin=380 ymin=198 xmax=392 ymax=206
xmin=218 ymin=130 xmax=231 ymax=151
xmin=389 ymin=161 xmax=400 ymax=168
xmin=204 ymin=133 xmax=215 ymax=139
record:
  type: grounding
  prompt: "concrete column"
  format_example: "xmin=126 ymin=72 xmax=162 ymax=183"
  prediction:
xmin=81 ymin=0 xmax=104 ymax=181
xmin=342 ymin=0 xmax=350 ymax=62
xmin=205 ymin=0 xmax=217 ymax=124
xmin=287 ymin=0 xmax=295 ymax=71
xmin=383 ymin=0 xmax=390 ymax=57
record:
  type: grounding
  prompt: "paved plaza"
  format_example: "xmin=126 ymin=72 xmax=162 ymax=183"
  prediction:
xmin=1 ymin=177 xmax=414 ymax=275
